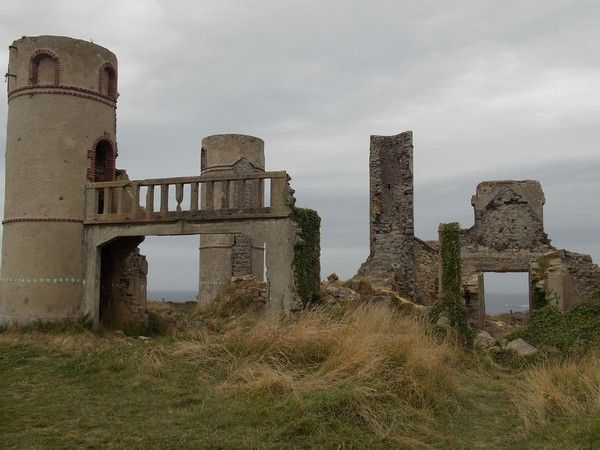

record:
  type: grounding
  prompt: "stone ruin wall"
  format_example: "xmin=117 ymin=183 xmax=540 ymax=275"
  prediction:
xmin=414 ymin=239 xmax=438 ymax=304
xmin=100 ymin=236 xmax=148 ymax=330
xmin=356 ymin=131 xmax=600 ymax=322
xmin=355 ymin=132 xmax=416 ymax=298
xmin=465 ymin=180 xmax=550 ymax=253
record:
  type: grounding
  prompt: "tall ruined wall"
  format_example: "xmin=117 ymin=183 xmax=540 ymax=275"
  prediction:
xmin=355 ymin=131 xmax=416 ymax=298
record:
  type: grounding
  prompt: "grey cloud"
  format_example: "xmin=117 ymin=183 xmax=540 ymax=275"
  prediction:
xmin=1 ymin=0 xmax=598 ymax=289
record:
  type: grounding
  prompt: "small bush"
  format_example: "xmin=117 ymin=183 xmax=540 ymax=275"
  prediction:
xmin=518 ymin=294 xmax=600 ymax=352
xmin=290 ymin=207 xmax=321 ymax=306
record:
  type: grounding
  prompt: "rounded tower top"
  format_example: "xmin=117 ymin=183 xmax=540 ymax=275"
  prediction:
xmin=201 ymin=134 xmax=265 ymax=174
xmin=7 ymin=35 xmax=118 ymax=102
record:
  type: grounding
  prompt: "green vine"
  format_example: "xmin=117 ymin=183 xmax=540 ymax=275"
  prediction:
xmin=290 ymin=206 xmax=321 ymax=306
xmin=431 ymin=222 xmax=473 ymax=347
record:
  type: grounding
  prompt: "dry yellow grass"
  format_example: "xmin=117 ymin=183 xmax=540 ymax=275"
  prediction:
xmin=174 ymin=302 xmax=465 ymax=445
xmin=511 ymin=354 xmax=600 ymax=430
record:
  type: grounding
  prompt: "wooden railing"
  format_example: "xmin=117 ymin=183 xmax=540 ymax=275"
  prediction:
xmin=84 ymin=171 xmax=290 ymax=224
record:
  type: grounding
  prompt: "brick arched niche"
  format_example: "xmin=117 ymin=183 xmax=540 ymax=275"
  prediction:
xmin=98 ymin=62 xmax=117 ymax=99
xmin=87 ymin=136 xmax=116 ymax=182
xmin=28 ymin=49 xmax=60 ymax=85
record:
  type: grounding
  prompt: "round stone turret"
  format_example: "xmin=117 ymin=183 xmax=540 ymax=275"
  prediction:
xmin=198 ymin=134 xmax=266 ymax=306
xmin=1 ymin=36 xmax=118 ymax=324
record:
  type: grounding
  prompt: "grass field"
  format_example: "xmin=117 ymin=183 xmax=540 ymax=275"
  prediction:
xmin=1 ymin=301 xmax=599 ymax=449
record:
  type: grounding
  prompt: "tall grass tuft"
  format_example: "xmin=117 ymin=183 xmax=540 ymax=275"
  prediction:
xmin=510 ymin=355 xmax=600 ymax=430
xmin=176 ymin=302 xmax=465 ymax=445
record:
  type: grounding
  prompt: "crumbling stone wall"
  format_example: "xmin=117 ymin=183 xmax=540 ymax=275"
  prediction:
xmin=100 ymin=236 xmax=148 ymax=330
xmin=232 ymin=233 xmax=253 ymax=277
xmin=467 ymin=180 xmax=550 ymax=251
xmin=531 ymin=250 xmax=600 ymax=311
xmin=355 ymin=131 xmax=599 ymax=324
xmin=415 ymin=239 xmax=438 ymax=304
xmin=356 ymin=131 xmax=416 ymax=298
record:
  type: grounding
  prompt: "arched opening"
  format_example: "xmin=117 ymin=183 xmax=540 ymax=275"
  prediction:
xmin=94 ymin=140 xmax=115 ymax=182
xmin=99 ymin=65 xmax=117 ymax=98
xmin=93 ymin=139 xmax=116 ymax=214
xmin=30 ymin=52 xmax=58 ymax=85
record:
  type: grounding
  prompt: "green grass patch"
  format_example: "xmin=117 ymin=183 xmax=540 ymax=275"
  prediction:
xmin=516 ymin=293 xmax=600 ymax=353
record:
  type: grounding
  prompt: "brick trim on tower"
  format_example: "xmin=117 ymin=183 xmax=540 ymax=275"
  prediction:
xmin=28 ymin=49 xmax=60 ymax=85
xmin=87 ymin=133 xmax=117 ymax=182
xmin=98 ymin=61 xmax=118 ymax=99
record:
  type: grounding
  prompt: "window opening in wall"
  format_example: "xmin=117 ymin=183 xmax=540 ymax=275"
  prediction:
xmin=99 ymin=65 xmax=116 ymax=98
xmin=30 ymin=53 xmax=57 ymax=85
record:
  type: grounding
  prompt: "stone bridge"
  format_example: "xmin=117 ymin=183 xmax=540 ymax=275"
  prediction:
xmin=83 ymin=170 xmax=297 ymax=328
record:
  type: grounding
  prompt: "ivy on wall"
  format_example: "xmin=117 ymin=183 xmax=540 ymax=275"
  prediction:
xmin=290 ymin=206 xmax=321 ymax=306
xmin=432 ymin=222 xmax=473 ymax=346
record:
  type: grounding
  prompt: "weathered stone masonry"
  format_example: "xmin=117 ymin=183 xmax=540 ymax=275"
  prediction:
xmin=356 ymin=132 xmax=416 ymax=298
xmin=356 ymin=130 xmax=600 ymax=327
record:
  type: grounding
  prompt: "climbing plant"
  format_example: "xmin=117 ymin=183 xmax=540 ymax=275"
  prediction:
xmin=431 ymin=222 xmax=473 ymax=347
xmin=290 ymin=206 xmax=321 ymax=306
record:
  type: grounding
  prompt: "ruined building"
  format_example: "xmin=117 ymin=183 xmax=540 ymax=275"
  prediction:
xmin=0 ymin=36 xmax=301 ymax=328
xmin=356 ymin=131 xmax=600 ymax=327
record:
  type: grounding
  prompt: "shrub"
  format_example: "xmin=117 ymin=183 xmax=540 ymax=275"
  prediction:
xmin=290 ymin=206 xmax=321 ymax=306
xmin=518 ymin=293 xmax=600 ymax=352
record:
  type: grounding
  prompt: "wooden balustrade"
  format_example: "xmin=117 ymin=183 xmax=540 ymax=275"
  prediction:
xmin=84 ymin=171 xmax=290 ymax=224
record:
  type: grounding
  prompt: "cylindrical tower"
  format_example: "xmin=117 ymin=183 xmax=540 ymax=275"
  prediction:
xmin=198 ymin=134 xmax=265 ymax=306
xmin=1 ymin=36 xmax=118 ymax=324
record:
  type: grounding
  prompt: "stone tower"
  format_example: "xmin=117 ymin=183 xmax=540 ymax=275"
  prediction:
xmin=355 ymin=131 xmax=416 ymax=298
xmin=198 ymin=134 xmax=265 ymax=306
xmin=1 ymin=36 xmax=118 ymax=324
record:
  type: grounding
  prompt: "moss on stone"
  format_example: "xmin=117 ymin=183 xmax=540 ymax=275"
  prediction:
xmin=432 ymin=222 xmax=473 ymax=347
xmin=290 ymin=206 xmax=321 ymax=306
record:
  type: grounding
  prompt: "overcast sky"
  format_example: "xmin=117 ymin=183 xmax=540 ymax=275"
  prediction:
xmin=1 ymin=1 xmax=598 ymax=294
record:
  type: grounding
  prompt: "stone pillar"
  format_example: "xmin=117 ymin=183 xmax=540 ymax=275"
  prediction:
xmin=198 ymin=134 xmax=266 ymax=306
xmin=355 ymin=131 xmax=416 ymax=298
xmin=462 ymin=273 xmax=485 ymax=328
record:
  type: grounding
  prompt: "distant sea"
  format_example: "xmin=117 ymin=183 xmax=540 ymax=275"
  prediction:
xmin=485 ymin=292 xmax=529 ymax=314
xmin=149 ymin=290 xmax=529 ymax=314
xmin=148 ymin=290 xmax=197 ymax=302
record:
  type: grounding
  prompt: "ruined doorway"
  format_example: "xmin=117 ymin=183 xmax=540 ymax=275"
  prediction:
xmin=99 ymin=236 xmax=147 ymax=330
xmin=483 ymin=272 xmax=530 ymax=316
xmin=139 ymin=235 xmax=199 ymax=304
